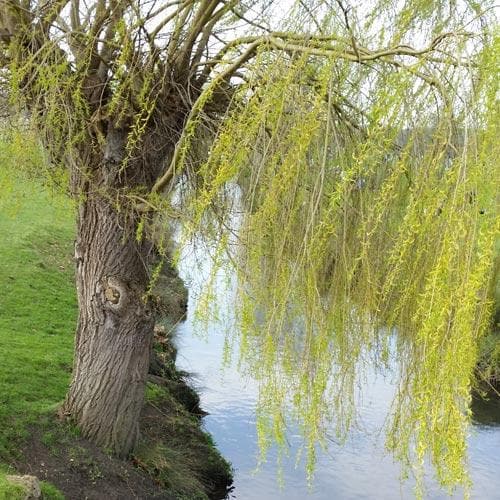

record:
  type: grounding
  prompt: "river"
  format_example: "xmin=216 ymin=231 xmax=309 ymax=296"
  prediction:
xmin=174 ymin=247 xmax=500 ymax=500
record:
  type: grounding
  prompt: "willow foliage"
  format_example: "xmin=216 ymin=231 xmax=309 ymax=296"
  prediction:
xmin=177 ymin=6 xmax=499 ymax=496
xmin=1 ymin=0 xmax=498 ymax=496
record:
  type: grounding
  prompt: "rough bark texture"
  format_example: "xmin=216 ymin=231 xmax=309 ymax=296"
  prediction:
xmin=62 ymin=193 xmax=155 ymax=458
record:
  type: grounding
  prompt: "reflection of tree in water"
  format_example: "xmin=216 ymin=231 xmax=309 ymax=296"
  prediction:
xmin=471 ymin=394 xmax=500 ymax=428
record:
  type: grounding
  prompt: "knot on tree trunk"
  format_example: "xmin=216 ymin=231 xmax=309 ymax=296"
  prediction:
xmin=101 ymin=276 xmax=131 ymax=313
xmin=100 ymin=276 xmax=153 ymax=320
xmin=105 ymin=286 xmax=121 ymax=304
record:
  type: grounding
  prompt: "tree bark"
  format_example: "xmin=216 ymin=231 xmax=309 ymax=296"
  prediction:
xmin=62 ymin=193 xmax=155 ymax=458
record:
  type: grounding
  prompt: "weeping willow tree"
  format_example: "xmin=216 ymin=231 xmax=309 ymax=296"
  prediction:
xmin=0 ymin=0 xmax=498 ymax=495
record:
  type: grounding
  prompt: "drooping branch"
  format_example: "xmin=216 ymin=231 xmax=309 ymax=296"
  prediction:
xmin=151 ymin=38 xmax=262 ymax=195
xmin=152 ymin=29 xmax=475 ymax=195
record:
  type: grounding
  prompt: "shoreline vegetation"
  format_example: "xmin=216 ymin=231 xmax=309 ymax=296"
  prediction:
xmin=0 ymin=144 xmax=232 ymax=499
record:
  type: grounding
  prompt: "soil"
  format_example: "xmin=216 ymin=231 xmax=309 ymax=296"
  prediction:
xmin=16 ymin=424 xmax=175 ymax=500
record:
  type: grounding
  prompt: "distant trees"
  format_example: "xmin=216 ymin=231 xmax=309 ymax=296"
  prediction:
xmin=0 ymin=0 xmax=498 ymax=492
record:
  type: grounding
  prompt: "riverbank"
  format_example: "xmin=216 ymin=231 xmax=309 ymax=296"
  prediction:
xmin=0 ymin=148 xmax=232 ymax=499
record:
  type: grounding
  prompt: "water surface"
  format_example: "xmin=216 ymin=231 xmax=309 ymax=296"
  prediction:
xmin=175 ymin=251 xmax=500 ymax=499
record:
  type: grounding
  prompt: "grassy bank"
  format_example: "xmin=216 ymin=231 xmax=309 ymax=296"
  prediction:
xmin=0 ymin=146 xmax=76 ymax=457
xmin=0 ymin=140 xmax=75 ymax=497
xmin=0 ymin=138 xmax=231 ymax=499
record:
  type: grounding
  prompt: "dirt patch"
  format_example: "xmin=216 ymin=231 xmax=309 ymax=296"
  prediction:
xmin=15 ymin=384 xmax=232 ymax=500
xmin=137 ymin=395 xmax=232 ymax=500
xmin=15 ymin=422 xmax=175 ymax=500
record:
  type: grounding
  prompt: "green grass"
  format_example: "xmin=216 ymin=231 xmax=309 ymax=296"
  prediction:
xmin=0 ymin=471 xmax=25 ymax=500
xmin=40 ymin=481 xmax=65 ymax=500
xmin=0 ymin=143 xmax=76 ymax=498
xmin=0 ymin=470 xmax=64 ymax=500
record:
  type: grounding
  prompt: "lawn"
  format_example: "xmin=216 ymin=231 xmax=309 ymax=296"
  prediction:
xmin=0 ymin=140 xmax=76 ymax=496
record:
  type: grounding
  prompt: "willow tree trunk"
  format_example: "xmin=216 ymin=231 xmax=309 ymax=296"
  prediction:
xmin=62 ymin=193 xmax=155 ymax=458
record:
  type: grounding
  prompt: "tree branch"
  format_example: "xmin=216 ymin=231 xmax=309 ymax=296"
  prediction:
xmin=151 ymin=39 xmax=261 ymax=195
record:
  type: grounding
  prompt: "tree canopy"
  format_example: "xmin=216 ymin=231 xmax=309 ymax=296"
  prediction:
xmin=1 ymin=0 xmax=498 ymax=496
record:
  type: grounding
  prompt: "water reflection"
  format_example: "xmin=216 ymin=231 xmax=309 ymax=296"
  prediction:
xmin=174 ymin=247 xmax=500 ymax=499
xmin=471 ymin=393 xmax=500 ymax=428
